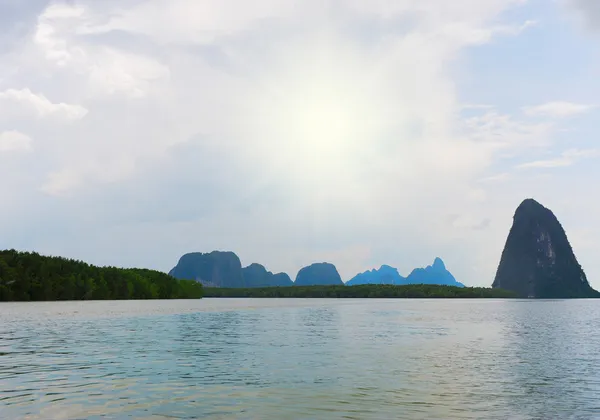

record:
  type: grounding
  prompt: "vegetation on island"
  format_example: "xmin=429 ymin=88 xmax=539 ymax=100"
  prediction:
xmin=0 ymin=250 xmax=203 ymax=301
xmin=203 ymin=284 xmax=518 ymax=298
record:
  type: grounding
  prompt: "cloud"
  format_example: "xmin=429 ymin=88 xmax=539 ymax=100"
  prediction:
xmin=478 ymin=172 xmax=511 ymax=183
xmin=79 ymin=0 xmax=298 ymax=44
xmin=448 ymin=214 xmax=492 ymax=231
xmin=518 ymin=149 xmax=600 ymax=169
xmin=462 ymin=111 xmax=554 ymax=153
xmin=0 ymin=130 xmax=32 ymax=152
xmin=569 ymin=0 xmax=600 ymax=30
xmin=41 ymin=168 xmax=83 ymax=197
xmin=33 ymin=3 xmax=170 ymax=98
xmin=18 ymin=0 xmax=533 ymax=199
xmin=0 ymin=88 xmax=88 ymax=121
xmin=523 ymin=101 xmax=594 ymax=118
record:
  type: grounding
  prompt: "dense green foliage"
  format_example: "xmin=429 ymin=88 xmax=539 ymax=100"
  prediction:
xmin=203 ymin=284 xmax=518 ymax=298
xmin=0 ymin=250 xmax=203 ymax=301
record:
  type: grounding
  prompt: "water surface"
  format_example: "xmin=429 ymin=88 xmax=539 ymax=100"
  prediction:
xmin=1 ymin=298 xmax=599 ymax=419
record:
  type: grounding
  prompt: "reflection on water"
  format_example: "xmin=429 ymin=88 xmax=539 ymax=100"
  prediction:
xmin=502 ymin=301 xmax=600 ymax=418
xmin=1 ymin=298 xmax=600 ymax=419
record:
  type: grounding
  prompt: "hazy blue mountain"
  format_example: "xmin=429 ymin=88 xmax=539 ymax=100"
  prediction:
xmin=406 ymin=258 xmax=464 ymax=287
xmin=346 ymin=265 xmax=406 ymax=285
xmin=170 ymin=251 xmax=462 ymax=289
xmin=347 ymin=258 xmax=464 ymax=287
xmin=492 ymin=198 xmax=599 ymax=298
xmin=295 ymin=263 xmax=344 ymax=286
xmin=169 ymin=251 xmax=244 ymax=288
xmin=242 ymin=263 xmax=293 ymax=288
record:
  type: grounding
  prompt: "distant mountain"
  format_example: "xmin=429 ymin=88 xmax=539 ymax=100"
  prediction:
xmin=295 ymin=263 xmax=344 ymax=286
xmin=492 ymin=198 xmax=599 ymax=298
xmin=406 ymin=258 xmax=464 ymax=287
xmin=169 ymin=251 xmax=245 ymax=288
xmin=242 ymin=263 xmax=293 ymax=288
xmin=169 ymin=251 xmax=294 ymax=288
xmin=346 ymin=265 xmax=405 ymax=285
xmin=169 ymin=251 xmax=461 ymax=289
xmin=346 ymin=258 xmax=464 ymax=287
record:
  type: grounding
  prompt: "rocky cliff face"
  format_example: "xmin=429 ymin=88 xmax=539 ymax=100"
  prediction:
xmin=242 ymin=263 xmax=293 ymax=288
xmin=295 ymin=263 xmax=344 ymax=286
xmin=169 ymin=251 xmax=244 ymax=288
xmin=492 ymin=198 xmax=598 ymax=298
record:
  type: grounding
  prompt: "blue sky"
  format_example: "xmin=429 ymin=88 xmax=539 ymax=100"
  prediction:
xmin=0 ymin=0 xmax=599 ymax=287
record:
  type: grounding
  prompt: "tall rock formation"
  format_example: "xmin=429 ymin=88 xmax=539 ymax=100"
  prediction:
xmin=492 ymin=198 xmax=598 ymax=298
xmin=295 ymin=263 xmax=344 ymax=286
xmin=169 ymin=251 xmax=245 ymax=288
xmin=405 ymin=258 xmax=464 ymax=287
xmin=242 ymin=263 xmax=293 ymax=288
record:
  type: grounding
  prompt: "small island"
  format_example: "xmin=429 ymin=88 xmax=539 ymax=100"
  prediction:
xmin=492 ymin=199 xmax=599 ymax=298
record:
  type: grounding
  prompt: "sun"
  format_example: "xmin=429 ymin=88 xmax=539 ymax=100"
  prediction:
xmin=242 ymin=53 xmax=389 ymax=189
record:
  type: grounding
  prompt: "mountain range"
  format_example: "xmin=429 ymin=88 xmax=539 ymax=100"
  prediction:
xmin=167 ymin=198 xmax=599 ymax=297
xmin=347 ymin=258 xmax=464 ymax=287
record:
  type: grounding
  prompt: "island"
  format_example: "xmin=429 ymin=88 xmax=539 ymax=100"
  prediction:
xmin=492 ymin=198 xmax=599 ymax=298
xmin=0 ymin=249 xmax=203 ymax=301
xmin=203 ymin=284 xmax=517 ymax=298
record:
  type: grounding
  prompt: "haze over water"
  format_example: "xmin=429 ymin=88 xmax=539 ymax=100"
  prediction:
xmin=1 ymin=299 xmax=599 ymax=419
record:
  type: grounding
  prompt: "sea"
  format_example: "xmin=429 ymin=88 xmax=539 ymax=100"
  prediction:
xmin=1 ymin=298 xmax=599 ymax=419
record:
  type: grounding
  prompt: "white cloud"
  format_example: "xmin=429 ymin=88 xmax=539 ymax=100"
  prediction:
xmin=34 ymin=3 xmax=86 ymax=65
xmin=23 ymin=0 xmax=531 ymax=199
xmin=80 ymin=0 xmax=298 ymax=44
xmin=462 ymin=111 xmax=554 ymax=153
xmin=87 ymin=48 xmax=170 ymax=98
xmin=0 ymin=88 xmax=88 ymax=121
xmin=0 ymin=130 xmax=33 ymax=152
xmin=518 ymin=149 xmax=600 ymax=169
xmin=523 ymin=101 xmax=594 ymax=118
xmin=478 ymin=172 xmax=511 ymax=183
xmin=33 ymin=3 xmax=170 ymax=98
xmin=568 ymin=0 xmax=600 ymax=30
xmin=40 ymin=168 xmax=83 ymax=196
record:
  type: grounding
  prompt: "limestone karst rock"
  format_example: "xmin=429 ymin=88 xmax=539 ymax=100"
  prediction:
xmin=294 ymin=263 xmax=344 ymax=286
xmin=169 ymin=251 xmax=244 ymax=288
xmin=242 ymin=263 xmax=293 ymax=287
xmin=492 ymin=198 xmax=598 ymax=298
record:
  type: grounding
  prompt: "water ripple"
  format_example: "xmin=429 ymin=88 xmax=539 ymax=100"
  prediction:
xmin=1 ymin=299 xmax=600 ymax=419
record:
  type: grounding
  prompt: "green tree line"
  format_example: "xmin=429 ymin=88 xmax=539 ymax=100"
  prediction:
xmin=203 ymin=284 xmax=518 ymax=298
xmin=0 ymin=250 xmax=203 ymax=301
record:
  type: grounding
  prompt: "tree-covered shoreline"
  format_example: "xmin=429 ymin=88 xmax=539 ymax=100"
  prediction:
xmin=0 ymin=250 xmax=203 ymax=301
xmin=203 ymin=284 xmax=518 ymax=298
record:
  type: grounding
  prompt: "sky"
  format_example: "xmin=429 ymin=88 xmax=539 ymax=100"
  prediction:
xmin=0 ymin=0 xmax=599 ymax=287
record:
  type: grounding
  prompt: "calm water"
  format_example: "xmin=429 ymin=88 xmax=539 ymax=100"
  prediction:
xmin=1 ymin=299 xmax=600 ymax=419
